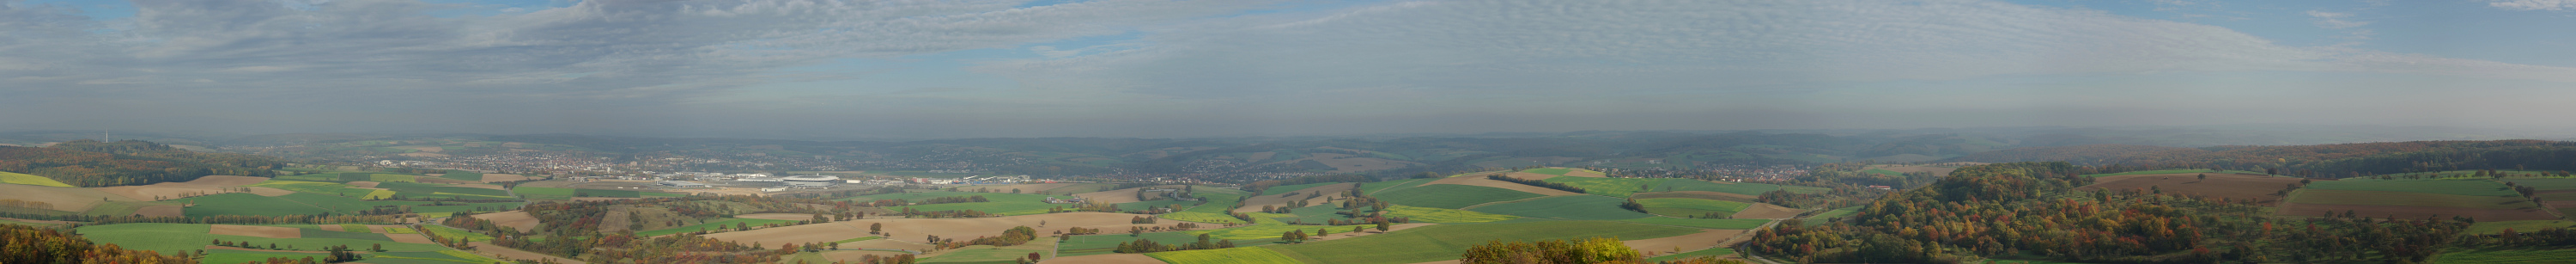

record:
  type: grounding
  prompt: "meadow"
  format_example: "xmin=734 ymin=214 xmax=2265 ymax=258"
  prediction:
xmin=77 ymin=223 xmax=452 ymax=254
xmin=1060 ymin=231 xmax=1271 ymax=256
xmin=1619 ymin=217 xmax=1770 ymax=230
xmin=2467 ymin=220 xmax=2576 ymax=235
xmin=2285 ymin=189 xmax=2533 ymax=209
xmin=0 ymin=171 xmax=73 ymax=187
xmin=1358 ymin=178 xmax=1437 ymax=194
xmin=1466 ymin=195 xmax=1654 ymax=220
xmin=1644 ymin=247 xmax=1737 ymax=262
xmin=422 ymin=224 xmax=492 ymax=242
xmin=842 ymin=191 xmax=1079 ymax=215
xmin=1636 ymin=198 xmax=1749 ymax=217
xmin=2078 ymin=169 xmax=2266 ymax=177
xmin=1376 ymin=184 xmax=1546 ymax=209
xmin=1519 ymin=168 xmax=1573 ymax=175
xmin=439 ymin=170 xmax=484 ymax=181
xmin=920 ymin=247 xmax=1046 ymax=263
xmin=2302 ymin=180 xmax=2522 ymax=197
xmin=252 ymin=180 xmax=396 ymax=199
xmin=1381 ymin=205 xmax=1518 ymax=223
xmin=1146 ymin=246 xmax=1305 ymax=264
xmin=514 ymin=187 xmax=687 ymax=200
xmin=2502 ymin=178 xmax=2576 ymax=190
xmin=1161 ymin=212 xmax=1247 ymax=224
xmin=198 ymin=249 xmax=331 ymax=264
xmin=1261 ymin=182 xmax=1345 ymax=196
xmin=1541 ymin=177 xmax=1807 ymax=197
xmin=2433 ymin=247 xmax=2576 ymax=264
xmin=1264 ymin=220 xmax=1701 ymax=264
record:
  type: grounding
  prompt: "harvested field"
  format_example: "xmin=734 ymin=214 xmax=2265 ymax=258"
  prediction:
xmin=1423 ymin=175 xmax=1581 ymax=196
xmin=839 ymin=238 xmax=935 ymax=252
xmin=2279 ymin=202 xmax=2559 ymax=221
xmin=0 ymin=183 xmax=126 ymax=212
xmin=208 ymin=224 xmax=301 ymax=238
xmin=472 ymin=211 xmax=541 ymax=231
xmin=468 ymin=242 xmax=586 ymax=264
xmin=1048 ymin=254 xmax=1169 ymax=264
xmin=345 ymin=181 xmax=380 ymax=188
xmin=1732 ymin=203 xmax=1806 ymax=219
xmin=317 ymin=224 xmax=343 ymax=231
xmin=480 ymin=174 xmax=532 ymax=182
xmin=735 ymin=213 xmax=821 ymax=221
xmin=2076 ymin=173 xmax=2304 ymax=204
xmin=702 ymin=212 xmax=1158 ymax=247
xmin=1233 ymin=183 xmax=1358 ymax=213
xmin=1623 ymin=229 xmax=1747 ymax=256
xmin=1632 ymin=191 xmax=1759 ymax=202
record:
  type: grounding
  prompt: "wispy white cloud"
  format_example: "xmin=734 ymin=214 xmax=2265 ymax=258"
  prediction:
xmin=2306 ymin=10 xmax=2369 ymax=29
xmin=2490 ymin=0 xmax=2576 ymax=11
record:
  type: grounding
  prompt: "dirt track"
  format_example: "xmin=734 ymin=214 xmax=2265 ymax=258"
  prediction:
xmin=2077 ymin=173 xmax=2304 ymax=204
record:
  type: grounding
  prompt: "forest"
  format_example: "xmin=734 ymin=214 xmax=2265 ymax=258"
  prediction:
xmin=0 ymin=139 xmax=284 ymax=187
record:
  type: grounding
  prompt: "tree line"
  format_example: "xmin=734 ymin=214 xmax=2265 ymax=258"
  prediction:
xmin=0 ymin=140 xmax=284 ymax=187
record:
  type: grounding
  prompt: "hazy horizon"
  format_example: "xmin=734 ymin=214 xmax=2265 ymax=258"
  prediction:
xmin=9 ymin=0 xmax=2576 ymax=138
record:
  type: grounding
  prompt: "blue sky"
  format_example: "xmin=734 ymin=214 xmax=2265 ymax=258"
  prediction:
xmin=4 ymin=0 xmax=2575 ymax=139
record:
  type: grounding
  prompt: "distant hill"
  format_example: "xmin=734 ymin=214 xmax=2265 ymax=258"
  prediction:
xmin=1943 ymin=139 xmax=2576 ymax=178
xmin=0 ymin=139 xmax=284 ymax=187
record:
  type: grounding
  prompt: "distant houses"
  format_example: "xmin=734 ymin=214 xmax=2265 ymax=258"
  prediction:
xmin=1044 ymin=197 xmax=1087 ymax=204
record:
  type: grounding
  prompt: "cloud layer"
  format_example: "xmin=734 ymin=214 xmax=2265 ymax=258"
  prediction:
xmin=4 ymin=0 xmax=2574 ymax=138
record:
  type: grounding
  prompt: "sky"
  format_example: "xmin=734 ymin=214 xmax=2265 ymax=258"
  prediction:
xmin=4 ymin=0 xmax=2576 ymax=139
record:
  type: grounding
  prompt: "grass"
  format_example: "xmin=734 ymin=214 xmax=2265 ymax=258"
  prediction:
xmin=386 ymin=227 xmax=417 ymax=234
xmin=300 ymin=228 xmax=394 ymax=241
xmin=2434 ymin=246 xmax=2576 ymax=263
xmin=1542 ymin=177 xmax=1795 ymax=197
xmin=2078 ymin=169 xmax=2260 ymax=177
xmin=1636 ymin=198 xmax=1749 ymax=218
xmin=920 ymin=247 xmax=1043 ymax=263
xmin=368 ymin=174 xmax=419 ymax=183
xmin=843 ymin=191 xmax=1082 ymax=215
xmin=200 ymin=249 xmax=331 ymax=264
xmin=1376 ymin=184 xmax=1546 ymax=209
xmin=1260 ymin=182 xmax=1344 ymax=196
xmin=832 ymin=236 xmax=884 ymax=243
xmin=422 ymin=224 xmax=493 ymax=242
xmin=77 ymin=223 xmax=452 ymax=254
xmin=1181 ymin=193 xmax=1245 ymax=214
xmin=1381 ymin=205 xmax=1517 ymax=223
xmin=374 ymin=182 xmax=515 ymax=200
xmin=372 ymin=250 xmax=503 ymax=264
xmin=1267 ymin=205 xmax=1360 ymax=224
xmin=1619 ymin=218 xmax=1770 ymax=230
xmin=1520 ymin=168 xmax=1573 ymax=175
xmin=1467 ymin=195 xmax=1655 ymax=220
xmin=1265 ymin=220 xmax=1703 ymax=264
xmin=440 ymin=170 xmax=484 ymax=181
xmin=2286 ymin=189 xmax=2535 ymax=209
xmin=1117 ymin=200 xmax=1198 ymax=212
xmin=2303 ymin=180 xmax=2522 ymax=197
xmin=635 ymin=218 xmax=799 ymax=236
xmin=173 ymin=193 xmax=336 ymax=217
xmin=1163 ymin=212 xmax=1248 ymax=224
xmin=1061 ymin=231 xmax=1270 ymax=257
xmin=2469 ymin=220 xmax=2576 ymax=235
xmin=1147 ymin=247 xmax=1304 ymax=264
xmin=2502 ymin=178 xmax=2576 ymax=190
xmin=340 ymin=224 xmax=370 ymax=233
xmin=1645 ymin=247 xmax=1737 ymax=262
xmin=1359 ymin=178 xmax=1438 ymax=195
xmin=0 ymin=171 xmax=73 ymax=187
xmin=514 ymin=187 xmax=686 ymax=200
xmin=1862 ymin=169 xmax=1905 ymax=176
xmin=1808 ymin=206 xmax=1862 ymax=219
xmin=250 ymin=181 xmax=393 ymax=199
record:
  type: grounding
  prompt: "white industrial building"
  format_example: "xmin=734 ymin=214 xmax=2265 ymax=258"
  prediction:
xmin=783 ymin=175 xmax=841 ymax=187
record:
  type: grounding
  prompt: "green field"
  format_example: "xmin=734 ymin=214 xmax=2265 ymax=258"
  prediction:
xmin=200 ymin=249 xmax=333 ymax=264
xmin=1260 ymin=182 xmax=1345 ymax=196
xmin=1182 ymin=193 xmax=1245 ymax=214
xmin=1862 ymin=169 xmax=1905 ymax=176
xmin=77 ymin=223 xmax=453 ymax=254
xmin=372 ymin=250 xmax=504 ymax=264
xmin=1148 ymin=246 xmax=1304 ymax=264
xmin=251 ymin=181 xmax=395 ymax=199
xmin=1644 ymin=247 xmax=1737 ymax=262
xmin=1358 ymin=178 xmax=1438 ymax=195
xmin=301 ymin=228 xmax=394 ymax=241
xmin=1541 ymin=177 xmax=1800 ymax=197
xmin=440 ymin=170 xmax=484 ymax=181
xmin=2502 ymin=178 xmax=2576 ymax=190
xmin=2434 ymin=247 xmax=2576 ymax=264
xmin=340 ymin=224 xmax=370 ymax=233
xmin=1808 ymin=206 xmax=1862 ymax=219
xmin=1382 ymin=205 xmax=1518 ymax=223
xmin=1265 ymin=220 xmax=1702 ymax=264
xmin=1376 ymin=184 xmax=1546 ymax=209
xmin=0 ymin=171 xmax=73 ymax=187
xmin=1520 ymin=168 xmax=1573 ymax=175
xmin=1268 ymin=205 xmax=1361 ymax=224
xmin=374 ymin=182 xmax=516 ymax=200
xmin=1636 ymin=198 xmax=1749 ymax=218
xmin=1466 ymin=195 xmax=1655 ymax=220
xmin=1620 ymin=217 xmax=1770 ymax=230
xmin=2303 ymin=180 xmax=2522 ymax=197
xmin=1162 ymin=212 xmax=1246 ymax=224
xmin=920 ymin=247 xmax=1044 ymax=263
xmin=174 ymin=193 xmax=337 ymax=217
xmin=2469 ymin=220 xmax=2576 ymax=235
xmin=636 ymin=218 xmax=799 ymax=236
xmin=842 ymin=191 xmax=1079 ymax=215
xmin=1117 ymin=200 xmax=1199 ymax=211
xmin=2287 ymin=189 xmax=2535 ymax=209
